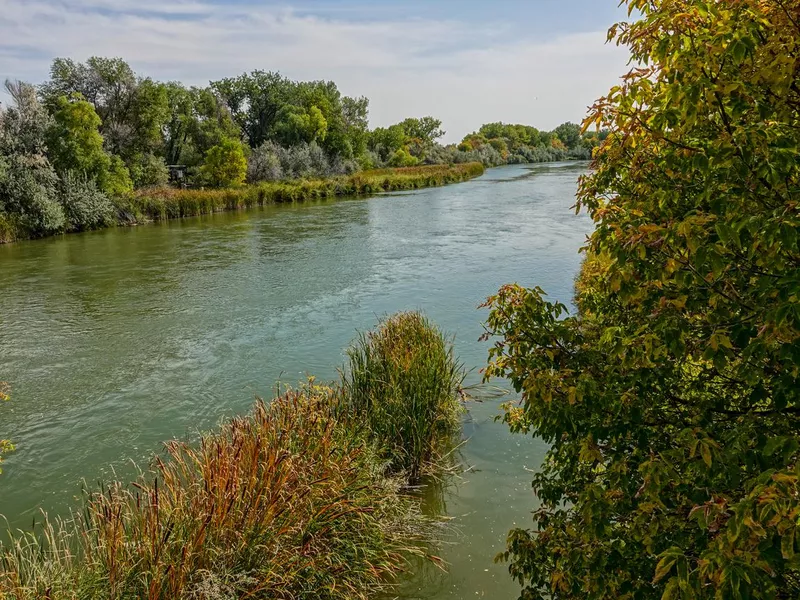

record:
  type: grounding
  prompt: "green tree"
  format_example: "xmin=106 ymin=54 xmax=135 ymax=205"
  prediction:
xmin=552 ymin=122 xmax=581 ymax=150
xmin=212 ymin=70 xmax=294 ymax=149
xmin=0 ymin=80 xmax=64 ymax=234
xmin=274 ymin=104 xmax=328 ymax=146
xmin=387 ymin=148 xmax=419 ymax=168
xmin=484 ymin=1 xmax=800 ymax=599
xmin=399 ymin=117 xmax=445 ymax=144
xmin=41 ymin=57 xmax=170 ymax=175
xmin=200 ymin=138 xmax=247 ymax=187
xmin=369 ymin=125 xmax=407 ymax=161
xmin=162 ymin=84 xmax=241 ymax=169
xmin=46 ymin=94 xmax=133 ymax=196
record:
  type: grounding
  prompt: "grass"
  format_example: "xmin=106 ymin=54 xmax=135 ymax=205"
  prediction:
xmin=117 ymin=163 xmax=485 ymax=225
xmin=0 ymin=163 xmax=485 ymax=244
xmin=340 ymin=312 xmax=466 ymax=480
xmin=0 ymin=313 xmax=466 ymax=599
xmin=0 ymin=214 xmax=24 ymax=245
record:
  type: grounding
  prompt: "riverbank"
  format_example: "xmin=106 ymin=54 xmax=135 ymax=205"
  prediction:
xmin=0 ymin=163 xmax=485 ymax=244
xmin=0 ymin=163 xmax=590 ymax=598
xmin=0 ymin=313 xmax=465 ymax=600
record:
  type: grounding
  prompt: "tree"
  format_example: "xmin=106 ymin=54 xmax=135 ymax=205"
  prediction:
xmin=41 ymin=57 xmax=170 ymax=170
xmin=552 ymin=122 xmax=581 ymax=150
xmin=46 ymin=94 xmax=132 ymax=196
xmin=274 ymin=104 xmax=328 ymax=146
xmin=399 ymin=117 xmax=445 ymax=145
xmin=162 ymin=84 xmax=240 ymax=169
xmin=387 ymin=148 xmax=419 ymax=168
xmin=369 ymin=125 xmax=407 ymax=162
xmin=200 ymin=138 xmax=247 ymax=187
xmin=0 ymin=80 xmax=64 ymax=234
xmin=212 ymin=70 xmax=295 ymax=149
xmin=483 ymin=1 xmax=800 ymax=599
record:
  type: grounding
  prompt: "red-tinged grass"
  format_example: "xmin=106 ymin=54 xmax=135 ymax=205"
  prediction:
xmin=0 ymin=313 xmax=466 ymax=599
xmin=1 ymin=386 xmax=431 ymax=600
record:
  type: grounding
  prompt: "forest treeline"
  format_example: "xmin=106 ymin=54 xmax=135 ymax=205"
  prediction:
xmin=0 ymin=57 xmax=595 ymax=240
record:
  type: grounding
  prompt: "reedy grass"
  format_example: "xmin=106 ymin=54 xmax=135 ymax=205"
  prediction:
xmin=1 ymin=386 xmax=431 ymax=600
xmin=0 ymin=163 xmax=484 ymax=243
xmin=117 ymin=163 xmax=485 ymax=225
xmin=340 ymin=312 xmax=467 ymax=481
xmin=0 ymin=314 xmax=467 ymax=600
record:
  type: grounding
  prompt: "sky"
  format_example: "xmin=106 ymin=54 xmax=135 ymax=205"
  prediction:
xmin=0 ymin=0 xmax=633 ymax=143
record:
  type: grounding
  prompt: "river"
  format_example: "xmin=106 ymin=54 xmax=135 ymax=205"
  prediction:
xmin=0 ymin=162 xmax=591 ymax=598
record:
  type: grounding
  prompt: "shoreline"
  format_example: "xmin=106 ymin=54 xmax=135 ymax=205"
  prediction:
xmin=0 ymin=163 xmax=485 ymax=245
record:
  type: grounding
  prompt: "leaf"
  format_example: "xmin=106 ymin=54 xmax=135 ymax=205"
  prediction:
xmin=700 ymin=442 xmax=713 ymax=468
xmin=654 ymin=555 xmax=678 ymax=583
xmin=782 ymin=527 xmax=795 ymax=560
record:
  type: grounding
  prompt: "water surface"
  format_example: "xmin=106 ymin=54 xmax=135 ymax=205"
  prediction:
xmin=0 ymin=162 xmax=591 ymax=598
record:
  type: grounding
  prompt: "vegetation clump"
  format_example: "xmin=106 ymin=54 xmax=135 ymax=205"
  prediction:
xmin=119 ymin=163 xmax=485 ymax=224
xmin=0 ymin=313 xmax=465 ymax=599
xmin=483 ymin=1 xmax=800 ymax=599
xmin=342 ymin=312 xmax=466 ymax=479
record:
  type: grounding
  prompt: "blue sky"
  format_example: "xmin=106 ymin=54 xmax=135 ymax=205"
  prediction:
xmin=1 ymin=0 xmax=632 ymax=142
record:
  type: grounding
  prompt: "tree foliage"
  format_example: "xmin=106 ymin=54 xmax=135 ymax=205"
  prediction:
xmin=484 ymin=1 xmax=800 ymax=599
xmin=200 ymin=139 xmax=247 ymax=188
xmin=0 ymin=56 xmax=593 ymax=239
xmin=46 ymin=95 xmax=133 ymax=196
xmin=0 ymin=80 xmax=64 ymax=234
xmin=461 ymin=121 xmax=594 ymax=163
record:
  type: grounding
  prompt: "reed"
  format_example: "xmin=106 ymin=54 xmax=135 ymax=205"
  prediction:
xmin=1 ymin=314 xmax=466 ymax=598
xmin=1 ymin=386 xmax=429 ymax=600
xmin=0 ymin=214 xmax=23 ymax=244
xmin=117 ymin=163 xmax=485 ymax=224
xmin=340 ymin=312 xmax=466 ymax=480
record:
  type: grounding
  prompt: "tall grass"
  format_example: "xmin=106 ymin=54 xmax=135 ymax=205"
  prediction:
xmin=1 ymin=386 xmax=429 ymax=600
xmin=117 ymin=163 xmax=485 ymax=225
xmin=340 ymin=312 xmax=466 ymax=480
xmin=0 ymin=214 xmax=23 ymax=244
xmin=0 ymin=313 xmax=466 ymax=599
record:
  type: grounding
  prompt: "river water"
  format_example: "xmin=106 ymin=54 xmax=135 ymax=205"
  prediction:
xmin=0 ymin=162 xmax=591 ymax=598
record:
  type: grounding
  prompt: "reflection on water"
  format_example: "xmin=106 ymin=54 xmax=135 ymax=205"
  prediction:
xmin=0 ymin=162 xmax=591 ymax=598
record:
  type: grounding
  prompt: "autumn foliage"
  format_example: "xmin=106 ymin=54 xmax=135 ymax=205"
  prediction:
xmin=484 ymin=1 xmax=800 ymax=598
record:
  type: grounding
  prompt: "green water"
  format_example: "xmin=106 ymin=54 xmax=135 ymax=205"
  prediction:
xmin=0 ymin=162 xmax=591 ymax=598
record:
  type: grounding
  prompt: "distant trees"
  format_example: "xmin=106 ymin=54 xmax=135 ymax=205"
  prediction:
xmin=46 ymin=94 xmax=133 ymax=196
xmin=200 ymin=139 xmax=247 ymax=188
xmin=0 ymin=55 xmax=594 ymax=239
xmin=459 ymin=121 xmax=595 ymax=165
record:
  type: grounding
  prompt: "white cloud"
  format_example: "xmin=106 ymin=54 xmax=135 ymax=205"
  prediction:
xmin=0 ymin=0 xmax=630 ymax=142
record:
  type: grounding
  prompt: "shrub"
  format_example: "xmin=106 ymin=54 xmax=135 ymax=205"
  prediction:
xmin=0 ymin=154 xmax=65 ymax=235
xmin=59 ymin=172 xmax=116 ymax=231
xmin=387 ymin=148 xmax=419 ymax=168
xmin=247 ymin=141 xmax=283 ymax=182
xmin=199 ymin=138 xmax=247 ymax=188
xmin=0 ymin=386 xmax=429 ymax=600
xmin=340 ymin=312 xmax=466 ymax=479
xmin=129 ymin=153 xmax=169 ymax=188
